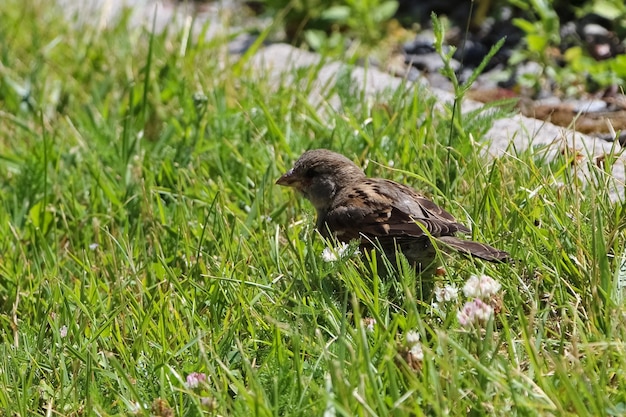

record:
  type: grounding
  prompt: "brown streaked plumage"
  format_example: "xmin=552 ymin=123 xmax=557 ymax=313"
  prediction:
xmin=277 ymin=149 xmax=509 ymax=271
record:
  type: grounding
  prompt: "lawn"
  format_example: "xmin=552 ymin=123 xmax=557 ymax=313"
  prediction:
xmin=1 ymin=1 xmax=625 ymax=416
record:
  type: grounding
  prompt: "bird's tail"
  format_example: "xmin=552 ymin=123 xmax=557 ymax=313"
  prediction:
xmin=437 ymin=236 xmax=509 ymax=262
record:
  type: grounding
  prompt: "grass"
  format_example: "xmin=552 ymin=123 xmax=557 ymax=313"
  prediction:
xmin=1 ymin=1 xmax=626 ymax=416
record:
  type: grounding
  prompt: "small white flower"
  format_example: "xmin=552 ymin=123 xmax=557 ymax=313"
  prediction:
xmin=362 ymin=317 xmax=376 ymax=332
xmin=60 ymin=325 xmax=68 ymax=338
xmin=457 ymin=299 xmax=494 ymax=327
xmin=462 ymin=275 xmax=501 ymax=299
xmin=186 ymin=372 xmax=207 ymax=389
xmin=321 ymin=242 xmax=356 ymax=262
xmin=129 ymin=401 xmax=145 ymax=414
xmin=402 ymin=329 xmax=424 ymax=368
xmin=405 ymin=330 xmax=420 ymax=346
xmin=321 ymin=247 xmax=339 ymax=262
xmin=409 ymin=342 xmax=424 ymax=361
xmin=435 ymin=284 xmax=459 ymax=303
xmin=89 ymin=243 xmax=99 ymax=250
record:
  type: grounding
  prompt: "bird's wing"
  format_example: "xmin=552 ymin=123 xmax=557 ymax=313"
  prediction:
xmin=323 ymin=179 xmax=469 ymax=241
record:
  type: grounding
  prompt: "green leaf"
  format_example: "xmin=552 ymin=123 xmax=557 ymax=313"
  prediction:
xmin=610 ymin=55 xmax=626 ymax=77
xmin=592 ymin=0 xmax=624 ymax=20
xmin=321 ymin=5 xmax=351 ymax=22
xmin=303 ymin=29 xmax=327 ymax=51
xmin=372 ymin=1 xmax=399 ymax=23
xmin=526 ymin=34 xmax=548 ymax=52
xmin=563 ymin=46 xmax=582 ymax=63
xmin=28 ymin=201 xmax=54 ymax=234
xmin=512 ymin=18 xmax=537 ymax=34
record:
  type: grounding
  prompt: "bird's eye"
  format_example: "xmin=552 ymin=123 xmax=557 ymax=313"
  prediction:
xmin=305 ymin=168 xmax=316 ymax=178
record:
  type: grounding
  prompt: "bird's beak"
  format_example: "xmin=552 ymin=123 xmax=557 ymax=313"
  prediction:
xmin=276 ymin=169 xmax=297 ymax=187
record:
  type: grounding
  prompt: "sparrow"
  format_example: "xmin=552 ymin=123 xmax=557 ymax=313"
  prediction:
xmin=276 ymin=149 xmax=509 ymax=272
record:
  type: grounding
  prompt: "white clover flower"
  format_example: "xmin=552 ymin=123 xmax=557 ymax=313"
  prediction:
xmin=405 ymin=330 xmax=420 ymax=346
xmin=409 ymin=342 xmax=424 ymax=361
xmin=457 ymin=299 xmax=494 ymax=327
xmin=321 ymin=247 xmax=340 ymax=262
xmin=60 ymin=325 xmax=68 ymax=338
xmin=462 ymin=275 xmax=501 ymax=299
xmin=321 ymin=242 xmax=357 ymax=262
xmin=435 ymin=284 xmax=459 ymax=303
xmin=186 ymin=372 xmax=207 ymax=389
xmin=362 ymin=317 xmax=376 ymax=332
xmin=403 ymin=329 xmax=424 ymax=368
xmin=129 ymin=401 xmax=146 ymax=414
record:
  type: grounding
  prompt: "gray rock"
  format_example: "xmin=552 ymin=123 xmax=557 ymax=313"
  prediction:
xmin=567 ymin=99 xmax=609 ymax=114
xmin=53 ymin=0 xmax=252 ymax=51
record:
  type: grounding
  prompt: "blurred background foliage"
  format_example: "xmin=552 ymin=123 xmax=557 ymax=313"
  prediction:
xmin=250 ymin=0 xmax=626 ymax=92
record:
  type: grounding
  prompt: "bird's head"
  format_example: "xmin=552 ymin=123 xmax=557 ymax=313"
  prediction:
xmin=276 ymin=149 xmax=365 ymax=211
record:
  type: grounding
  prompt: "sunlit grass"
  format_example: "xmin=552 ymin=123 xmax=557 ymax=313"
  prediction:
xmin=0 ymin=1 xmax=625 ymax=415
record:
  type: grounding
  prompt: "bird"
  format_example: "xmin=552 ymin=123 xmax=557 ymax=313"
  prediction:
xmin=276 ymin=149 xmax=509 ymax=273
